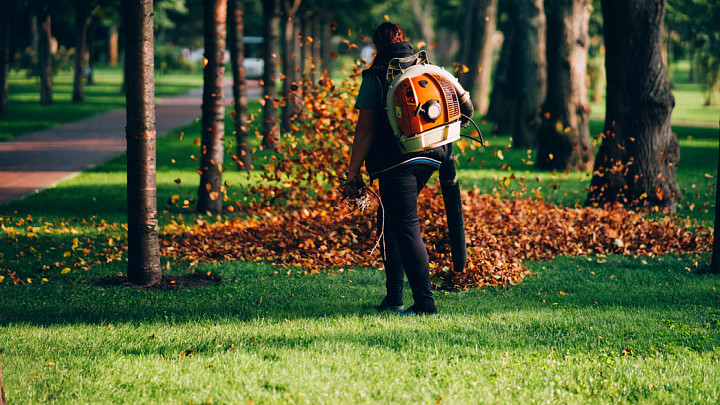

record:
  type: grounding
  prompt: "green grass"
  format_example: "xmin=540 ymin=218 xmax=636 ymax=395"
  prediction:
xmin=0 ymin=60 xmax=719 ymax=403
xmin=0 ymin=67 xmax=203 ymax=141
xmin=1 ymin=254 xmax=719 ymax=403
xmin=589 ymin=60 xmax=720 ymax=124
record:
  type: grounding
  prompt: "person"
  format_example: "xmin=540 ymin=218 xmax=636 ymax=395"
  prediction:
xmin=345 ymin=22 xmax=453 ymax=316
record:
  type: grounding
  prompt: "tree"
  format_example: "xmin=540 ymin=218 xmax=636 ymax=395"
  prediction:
xmin=486 ymin=8 xmax=518 ymax=133
xmin=73 ymin=0 xmax=92 ymax=103
xmin=197 ymin=0 xmax=227 ymax=214
xmin=36 ymin=1 xmax=53 ymax=105
xmin=280 ymin=0 xmax=302 ymax=132
xmin=262 ymin=0 xmax=280 ymax=148
xmin=409 ymin=0 xmax=436 ymax=61
xmin=587 ymin=0 xmax=679 ymax=211
xmin=227 ymin=0 xmax=251 ymax=171
xmin=512 ymin=0 xmax=546 ymax=148
xmin=536 ymin=0 xmax=594 ymax=171
xmin=0 ymin=0 xmax=11 ymax=114
xmin=458 ymin=0 xmax=497 ymax=113
xmin=124 ymin=0 xmax=162 ymax=286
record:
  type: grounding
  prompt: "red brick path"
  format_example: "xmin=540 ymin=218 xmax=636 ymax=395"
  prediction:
xmin=0 ymin=81 xmax=258 ymax=204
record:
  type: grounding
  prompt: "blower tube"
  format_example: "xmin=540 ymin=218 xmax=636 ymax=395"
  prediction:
xmin=438 ymin=159 xmax=467 ymax=273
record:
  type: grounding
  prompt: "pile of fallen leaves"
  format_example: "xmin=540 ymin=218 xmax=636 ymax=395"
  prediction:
xmin=157 ymin=59 xmax=711 ymax=290
xmin=160 ymin=184 xmax=710 ymax=290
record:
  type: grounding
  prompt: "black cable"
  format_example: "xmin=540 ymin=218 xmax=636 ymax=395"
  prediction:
xmin=460 ymin=114 xmax=485 ymax=146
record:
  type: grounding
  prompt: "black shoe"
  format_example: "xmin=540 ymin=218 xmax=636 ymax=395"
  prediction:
xmin=399 ymin=305 xmax=438 ymax=316
xmin=375 ymin=297 xmax=404 ymax=312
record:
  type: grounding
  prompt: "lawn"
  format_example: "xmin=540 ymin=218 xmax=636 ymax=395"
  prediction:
xmin=0 ymin=63 xmax=719 ymax=403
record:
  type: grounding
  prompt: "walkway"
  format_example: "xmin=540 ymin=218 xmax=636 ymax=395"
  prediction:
xmin=0 ymin=80 xmax=259 ymax=204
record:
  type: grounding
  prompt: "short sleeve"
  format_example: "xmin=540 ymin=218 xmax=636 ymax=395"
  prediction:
xmin=354 ymin=75 xmax=382 ymax=110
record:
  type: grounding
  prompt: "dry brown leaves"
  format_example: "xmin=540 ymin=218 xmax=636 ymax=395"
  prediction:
xmin=159 ymin=58 xmax=710 ymax=290
xmin=160 ymin=184 xmax=710 ymax=290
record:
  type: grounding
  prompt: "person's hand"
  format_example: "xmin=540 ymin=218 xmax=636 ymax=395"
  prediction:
xmin=340 ymin=172 xmax=366 ymax=201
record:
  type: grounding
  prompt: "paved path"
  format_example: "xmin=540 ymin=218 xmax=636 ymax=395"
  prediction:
xmin=0 ymin=80 xmax=259 ymax=204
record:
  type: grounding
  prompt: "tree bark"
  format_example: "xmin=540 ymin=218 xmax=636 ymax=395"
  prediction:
xmin=536 ymin=0 xmax=594 ymax=171
xmin=87 ymin=16 xmax=95 ymax=85
xmin=73 ymin=2 xmax=90 ymax=103
xmin=197 ymin=0 xmax=227 ymax=214
xmin=458 ymin=0 xmax=497 ymax=114
xmin=227 ymin=0 xmax=251 ymax=171
xmin=310 ymin=15 xmax=320 ymax=83
xmin=512 ymin=0 xmax=546 ymax=149
xmin=262 ymin=0 xmax=280 ymax=148
xmin=320 ymin=9 xmax=332 ymax=75
xmin=486 ymin=11 xmax=517 ymax=133
xmin=109 ymin=23 xmax=119 ymax=66
xmin=0 ymin=1 xmax=10 ymax=114
xmin=281 ymin=0 xmax=301 ymax=132
xmin=409 ymin=0 xmax=436 ymax=61
xmin=588 ymin=0 xmax=679 ymax=211
xmin=711 ymin=119 xmax=720 ymax=273
xmin=124 ymin=0 xmax=162 ymax=286
xmin=37 ymin=7 xmax=53 ymax=105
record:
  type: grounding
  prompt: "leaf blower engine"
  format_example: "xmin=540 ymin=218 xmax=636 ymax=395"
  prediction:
xmin=385 ymin=55 xmax=477 ymax=153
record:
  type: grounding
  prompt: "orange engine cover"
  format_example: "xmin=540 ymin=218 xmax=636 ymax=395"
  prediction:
xmin=393 ymin=73 xmax=461 ymax=138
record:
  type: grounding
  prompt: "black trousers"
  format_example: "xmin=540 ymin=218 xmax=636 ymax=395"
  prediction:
xmin=377 ymin=164 xmax=437 ymax=311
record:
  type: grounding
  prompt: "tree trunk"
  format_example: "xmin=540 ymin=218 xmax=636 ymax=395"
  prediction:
xmin=124 ymin=0 xmax=162 ymax=286
xmin=262 ymin=0 xmax=280 ymax=148
xmin=711 ymin=119 xmax=720 ymax=273
xmin=30 ymin=14 xmax=38 ymax=52
xmin=87 ymin=16 xmax=95 ymax=85
xmin=0 ymin=1 xmax=10 ymax=114
xmin=588 ymin=0 xmax=679 ymax=211
xmin=109 ymin=23 xmax=119 ymax=66
xmin=409 ymin=0 xmax=436 ymax=61
xmin=536 ymin=0 xmax=593 ymax=171
xmin=458 ymin=0 xmax=497 ymax=114
xmin=37 ymin=9 xmax=53 ymax=105
xmin=486 ymin=12 xmax=517 ymax=133
xmin=310 ymin=15 xmax=320 ymax=82
xmin=227 ymin=0 xmax=251 ymax=171
xmin=73 ymin=2 xmax=89 ymax=103
xmin=320 ymin=10 xmax=332 ymax=75
xmin=512 ymin=0 xmax=546 ymax=149
xmin=281 ymin=0 xmax=301 ymax=132
xmin=197 ymin=0 xmax=227 ymax=214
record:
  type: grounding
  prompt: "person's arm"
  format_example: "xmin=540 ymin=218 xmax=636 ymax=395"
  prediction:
xmin=347 ymin=108 xmax=375 ymax=182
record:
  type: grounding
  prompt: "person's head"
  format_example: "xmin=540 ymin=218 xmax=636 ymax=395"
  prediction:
xmin=372 ymin=22 xmax=407 ymax=53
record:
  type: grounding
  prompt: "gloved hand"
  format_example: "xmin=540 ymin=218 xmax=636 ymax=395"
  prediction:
xmin=340 ymin=176 xmax=367 ymax=200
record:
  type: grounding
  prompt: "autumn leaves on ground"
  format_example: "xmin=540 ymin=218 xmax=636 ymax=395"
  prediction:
xmin=158 ymin=67 xmax=709 ymax=290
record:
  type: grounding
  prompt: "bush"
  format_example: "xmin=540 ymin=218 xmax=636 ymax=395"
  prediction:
xmin=155 ymin=44 xmax=197 ymax=74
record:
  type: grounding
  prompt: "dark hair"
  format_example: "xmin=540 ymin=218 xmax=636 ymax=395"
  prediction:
xmin=372 ymin=22 xmax=407 ymax=52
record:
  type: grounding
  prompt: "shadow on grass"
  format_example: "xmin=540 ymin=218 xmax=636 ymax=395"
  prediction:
xmin=1 ymin=254 xmax=717 ymax=329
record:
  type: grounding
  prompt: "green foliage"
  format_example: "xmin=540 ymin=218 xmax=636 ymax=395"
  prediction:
xmin=12 ymin=46 xmax=75 ymax=78
xmin=154 ymin=44 xmax=198 ymax=74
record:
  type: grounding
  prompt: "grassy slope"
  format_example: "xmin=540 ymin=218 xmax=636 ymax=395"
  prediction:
xmin=0 ymin=65 xmax=719 ymax=403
